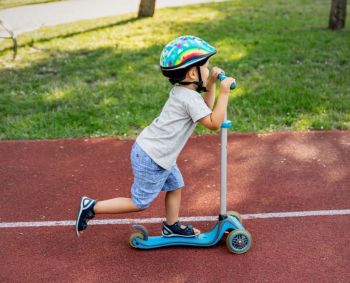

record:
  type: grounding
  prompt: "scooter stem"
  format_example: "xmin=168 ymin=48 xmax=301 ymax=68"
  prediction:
xmin=217 ymin=72 xmax=235 ymax=216
xmin=220 ymin=112 xmax=228 ymax=215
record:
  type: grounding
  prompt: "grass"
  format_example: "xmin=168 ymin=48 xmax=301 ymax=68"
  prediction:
xmin=0 ymin=0 xmax=62 ymax=9
xmin=0 ymin=0 xmax=349 ymax=140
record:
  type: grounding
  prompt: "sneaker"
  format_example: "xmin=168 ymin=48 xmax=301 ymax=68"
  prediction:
xmin=75 ymin=196 xmax=96 ymax=237
xmin=161 ymin=221 xmax=200 ymax=238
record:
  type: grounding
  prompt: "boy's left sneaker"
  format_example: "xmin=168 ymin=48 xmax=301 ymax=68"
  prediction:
xmin=162 ymin=221 xmax=200 ymax=238
xmin=75 ymin=196 xmax=96 ymax=237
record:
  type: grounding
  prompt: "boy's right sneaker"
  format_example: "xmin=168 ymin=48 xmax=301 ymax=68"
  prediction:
xmin=75 ymin=196 xmax=96 ymax=237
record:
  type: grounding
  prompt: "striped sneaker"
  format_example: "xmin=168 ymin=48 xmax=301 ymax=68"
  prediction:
xmin=75 ymin=196 xmax=96 ymax=237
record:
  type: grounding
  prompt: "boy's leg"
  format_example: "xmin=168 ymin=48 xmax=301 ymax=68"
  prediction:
xmin=76 ymin=196 xmax=143 ymax=237
xmin=165 ymin=189 xmax=182 ymax=225
xmin=94 ymin=197 xmax=142 ymax=214
xmin=165 ymin=189 xmax=200 ymax=235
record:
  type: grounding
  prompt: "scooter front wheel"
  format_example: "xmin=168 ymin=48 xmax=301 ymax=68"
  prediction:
xmin=226 ymin=229 xmax=252 ymax=254
xmin=227 ymin=210 xmax=242 ymax=224
xmin=129 ymin=232 xmax=144 ymax=248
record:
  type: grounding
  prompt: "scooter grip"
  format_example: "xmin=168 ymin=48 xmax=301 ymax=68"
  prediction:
xmin=217 ymin=73 xmax=236 ymax=89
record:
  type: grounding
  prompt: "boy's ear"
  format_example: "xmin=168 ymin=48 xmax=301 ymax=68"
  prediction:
xmin=186 ymin=66 xmax=197 ymax=80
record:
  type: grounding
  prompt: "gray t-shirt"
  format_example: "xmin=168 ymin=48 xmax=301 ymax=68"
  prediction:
xmin=136 ymin=86 xmax=212 ymax=170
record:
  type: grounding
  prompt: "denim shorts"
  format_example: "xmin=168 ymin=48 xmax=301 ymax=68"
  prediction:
xmin=130 ymin=142 xmax=184 ymax=209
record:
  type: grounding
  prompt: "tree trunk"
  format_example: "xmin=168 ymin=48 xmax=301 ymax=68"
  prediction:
xmin=138 ymin=0 xmax=156 ymax=18
xmin=329 ymin=0 xmax=347 ymax=30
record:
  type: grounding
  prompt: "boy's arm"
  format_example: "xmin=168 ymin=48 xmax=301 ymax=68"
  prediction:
xmin=203 ymin=79 xmax=216 ymax=109
xmin=203 ymin=67 xmax=224 ymax=109
xmin=198 ymin=77 xmax=236 ymax=131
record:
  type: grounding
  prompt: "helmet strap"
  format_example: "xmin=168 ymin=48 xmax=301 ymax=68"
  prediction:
xmin=177 ymin=66 xmax=207 ymax=93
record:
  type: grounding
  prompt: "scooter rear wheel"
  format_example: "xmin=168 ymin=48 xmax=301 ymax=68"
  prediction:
xmin=226 ymin=229 xmax=252 ymax=254
xmin=129 ymin=232 xmax=144 ymax=248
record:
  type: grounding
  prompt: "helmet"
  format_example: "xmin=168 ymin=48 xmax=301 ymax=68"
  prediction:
xmin=160 ymin=35 xmax=217 ymax=92
xmin=160 ymin=35 xmax=216 ymax=71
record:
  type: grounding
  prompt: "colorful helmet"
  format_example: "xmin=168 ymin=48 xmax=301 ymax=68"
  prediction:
xmin=160 ymin=35 xmax=216 ymax=77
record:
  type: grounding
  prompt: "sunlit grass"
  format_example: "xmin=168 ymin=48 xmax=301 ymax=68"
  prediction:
xmin=0 ymin=0 xmax=349 ymax=140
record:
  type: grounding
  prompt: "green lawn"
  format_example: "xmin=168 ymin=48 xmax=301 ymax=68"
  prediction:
xmin=0 ymin=0 xmax=61 ymax=9
xmin=0 ymin=0 xmax=349 ymax=140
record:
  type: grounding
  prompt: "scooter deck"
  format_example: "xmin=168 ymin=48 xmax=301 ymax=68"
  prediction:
xmin=131 ymin=216 xmax=244 ymax=249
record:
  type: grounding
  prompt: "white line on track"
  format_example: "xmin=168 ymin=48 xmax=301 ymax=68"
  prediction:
xmin=0 ymin=209 xmax=349 ymax=228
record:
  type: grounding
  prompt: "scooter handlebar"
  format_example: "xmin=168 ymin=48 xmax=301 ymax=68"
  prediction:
xmin=217 ymin=73 xmax=236 ymax=89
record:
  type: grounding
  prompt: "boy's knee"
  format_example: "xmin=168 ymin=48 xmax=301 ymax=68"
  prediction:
xmin=132 ymin=198 xmax=151 ymax=211
xmin=137 ymin=203 xmax=150 ymax=211
xmin=134 ymin=206 xmax=148 ymax=213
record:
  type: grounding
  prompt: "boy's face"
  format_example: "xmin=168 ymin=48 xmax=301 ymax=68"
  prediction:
xmin=200 ymin=60 xmax=210 ymax=86
xmin=186 ymin=60 xmax=210 ymax=86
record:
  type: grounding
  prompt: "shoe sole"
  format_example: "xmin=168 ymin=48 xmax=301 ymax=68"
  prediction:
xmin=75 ymin=196 xmax=85 ymax=237
xmin=161 ymin=231 xmax=200 ymax=238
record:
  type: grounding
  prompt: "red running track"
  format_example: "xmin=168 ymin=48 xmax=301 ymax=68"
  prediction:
xmin=0 ymin=131 xmax=349 ymax=282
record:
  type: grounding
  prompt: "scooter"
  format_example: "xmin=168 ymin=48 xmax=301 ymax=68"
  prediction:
xmin=129 ymin=73 xmax=252 ymax=254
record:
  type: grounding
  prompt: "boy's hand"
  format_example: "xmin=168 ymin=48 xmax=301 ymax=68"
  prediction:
xmin=209 ymin=67 xmax=225 ymax=84
xmin=220 ymin=77 xmax=236 ymax=94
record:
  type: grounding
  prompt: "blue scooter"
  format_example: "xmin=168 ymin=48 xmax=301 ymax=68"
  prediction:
xmin=129 ymin=73 xmax=252 ymax=254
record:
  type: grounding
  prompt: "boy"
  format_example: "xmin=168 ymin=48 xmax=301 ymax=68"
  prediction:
xmin=76 ymin=35 xmax=235 ymax=237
